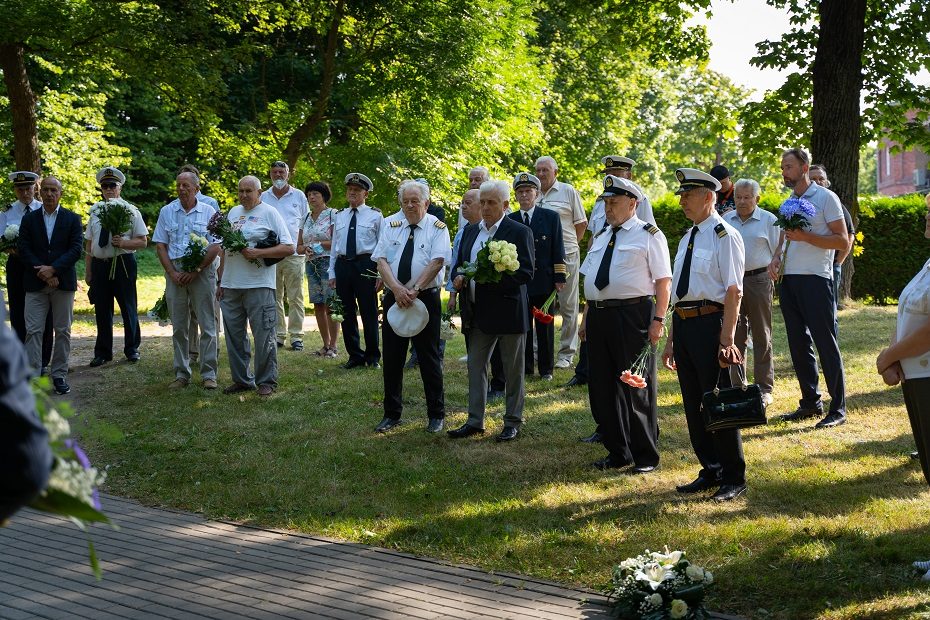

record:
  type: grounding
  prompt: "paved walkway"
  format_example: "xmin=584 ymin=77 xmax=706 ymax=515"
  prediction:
xmin=0 ymin=494 xmax=615 ymax=619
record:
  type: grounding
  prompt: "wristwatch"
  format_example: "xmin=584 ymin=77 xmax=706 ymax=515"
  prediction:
xmin=196 ymin=266 xmax=203 ymax=273
xmin=652 ymin=315 xmax=664 ymax=323
xmin=413 ymin=284 xmax=422 ymax=292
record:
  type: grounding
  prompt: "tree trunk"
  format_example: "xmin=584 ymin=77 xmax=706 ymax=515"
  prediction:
xmin=810 ymin=0 xmax=866 ymax=302
xmin=281 ymin=0 xmax=345 ymax=171
xmin=0 ymin=43 xmax=41 ymax=173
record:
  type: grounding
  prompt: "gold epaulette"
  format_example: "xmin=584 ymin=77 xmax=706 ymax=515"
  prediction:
xmin=643 ymin=223 xmax=660 ymax=235
xmin=390 ymin=220 xmax=402 ymax=228
xmin=434 ymin=220 xmax=446 ymax=229
xmin=714 ymin=223 xmax=728 ymax=238
xmin=554 ymin=264 xmax=567 ymax=274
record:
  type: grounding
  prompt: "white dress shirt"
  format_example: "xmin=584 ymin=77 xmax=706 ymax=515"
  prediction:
xmin=84 ymin=199 xmax=149 ymax=259
xmin=372 ymin=213 xmax=451 ymax=289
xmin=152 ymin=200 xmax=218 ymax=260
xmin=327 ymin=205 xmax=384 ymax=279
xmin=0 ymin=199 xmax=42 ymax=230
xmin=42 ymin=206 xmax=59 ymax=242
xmin=724 ymin=207 xmax=781 ymax=272
xmin=581 ymin=216 xmax=671 ymax=301
xmin=588 ymin=195 xmax=656 ymax=233
xmin=671 ymin=212 xmax=745 ymax=304
xmin=468 ymin=214 xmax=505 ymax=300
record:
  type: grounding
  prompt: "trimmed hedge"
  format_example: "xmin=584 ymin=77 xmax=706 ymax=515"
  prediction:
xmin=645 ymin=193 xmax=928 ymax=304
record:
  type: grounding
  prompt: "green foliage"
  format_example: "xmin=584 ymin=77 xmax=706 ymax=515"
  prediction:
xmin=851 ymin=194 xmax=928 ymax=303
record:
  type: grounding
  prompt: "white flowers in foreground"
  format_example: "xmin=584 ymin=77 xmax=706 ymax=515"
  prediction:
xmin=486 ymin=239 xmax=519 ymax=273
xmin=606 ymin=548 xmax=713 ymax=619
xmin=4 ymin=224 xmax=19 ymax=240
xmin=47 ymin=457 xmax=107 ymax=509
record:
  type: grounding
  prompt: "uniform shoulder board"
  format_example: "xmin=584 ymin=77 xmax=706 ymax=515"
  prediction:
xmin=434 ymin=220 xmax=446 ymax=229
xmin=390 ymin=220 xmax=403 ymax=228
xmin=714 ymin=223 xmax=728 ymax=238
xmin=593 ymin=227 xmax=608 ymax=239
xmin=643 ymin=223 xmax=660 ymax=236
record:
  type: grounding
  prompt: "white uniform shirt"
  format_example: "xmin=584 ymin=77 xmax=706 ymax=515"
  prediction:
xmin=724 ymin=207 xmax=780 ymax=272
xmin=581 ymin=216 xmax=671 ymax=301
xmin=0 ymin=199 xmax=42 ymax=230
xmin=781 ymin=182 xmax=844 ymax=279
xmin=260 ymin=186 xmax=308 ymax=256
xmin=897 ymin=258 xmax=930 ymax=379
xmin=671 ymin=212 xmax=745 ymax=304
xmin=327 ymin=205 xmax=383 ymax=279
xmin=588 ymin=195 xmax=656 ymax=234
xmin=153 ymin=200 xmax=218 ymax=260
xmin=372 ymin=213 xmax=451 ymax=289
xmin=84 ymin=199 xmax=149 ymax=258
xmin=536 ymin=180 xmax=587 ymax=253
xmin=221 ymin=202 xmax=293 ymax=290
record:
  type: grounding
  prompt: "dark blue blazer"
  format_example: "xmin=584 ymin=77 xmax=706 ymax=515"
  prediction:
xmin=508 ymin=208 xmax=565 ymax=297
xmin=454 ymin=216 xmax=535 ymax=335
xmin=17 ymin=206 xmax=83 ymax=293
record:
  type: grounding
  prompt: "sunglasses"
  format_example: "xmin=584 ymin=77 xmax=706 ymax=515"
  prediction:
xmin=101 ymin=182 xmax=118 ymax=189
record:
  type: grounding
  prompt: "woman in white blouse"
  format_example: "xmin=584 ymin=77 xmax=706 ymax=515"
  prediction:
xmin=876 ymin=193 xmax=930 ymax=581
xmin=298 ymin=182 xmax=339 ymax=357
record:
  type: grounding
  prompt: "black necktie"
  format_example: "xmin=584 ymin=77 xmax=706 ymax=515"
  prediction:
xmin=397 ymin=224 xmax=417 ymax=285
xmin=345 ymin=208 xmax=358 ymax=259
xmin=594 ymin=227 xmax=619 ymax=290
xmin=523 ymin=212 xmax=530 ymax=226
xmin=676 ymin=226 xmax=699 ymax=300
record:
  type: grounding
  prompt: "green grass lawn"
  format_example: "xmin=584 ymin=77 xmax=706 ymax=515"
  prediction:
xmin=70 ymin=301 xmax=930 ymax=619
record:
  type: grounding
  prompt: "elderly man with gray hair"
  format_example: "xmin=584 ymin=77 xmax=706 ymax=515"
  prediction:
xmin=217 ymin=176 xmax=295 ymax=397
xmin=535 ymin=155 xmax=587 ymax=369
xmin=723 ymin=179 xmax=780 ymax=406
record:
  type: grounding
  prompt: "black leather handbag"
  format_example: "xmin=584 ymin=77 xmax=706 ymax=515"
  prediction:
xmin=254 ymin=231 xmax=284 ymax=266
xmin=701 ymin=367 xmax=766 ymax=432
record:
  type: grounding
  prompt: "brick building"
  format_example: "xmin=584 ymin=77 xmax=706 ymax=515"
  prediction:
xmin=877 ymin=141 xmax=930 ymax=196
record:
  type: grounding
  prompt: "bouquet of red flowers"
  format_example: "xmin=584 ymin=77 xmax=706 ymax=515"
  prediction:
xmin=531 ymin=289 xmax=558 ymax=324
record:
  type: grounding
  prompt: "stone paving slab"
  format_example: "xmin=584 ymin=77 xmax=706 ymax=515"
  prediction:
xmin=0 ymin=494 xmax=615 ymax=619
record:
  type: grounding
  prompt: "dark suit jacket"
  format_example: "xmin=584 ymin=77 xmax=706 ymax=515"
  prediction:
xmin=18 ymin=206 xmax=84 ymax=292
xmin=454 ymin=216 xmax=534 ymax=334
xmin=508 ymin=208 xmax=565 ymax=297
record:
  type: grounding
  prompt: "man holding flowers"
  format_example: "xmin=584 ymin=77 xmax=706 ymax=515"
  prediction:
xmin=84 ymin=167 xmax=149 ymax=367
xmin=449 ymin=180 xmax=534 ymax=442
xmin=579 ymin=175 xmax=671 ymax=473
xmin=767 ymin=148 xmax=849 ymax=429
xmin=153 ymin=171 xmax=222 ymax=389
xmin=508 ymin=172 xmax=566 ymax=381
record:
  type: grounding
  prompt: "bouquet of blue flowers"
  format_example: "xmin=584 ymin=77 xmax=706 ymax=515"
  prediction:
xmin=776 ymin=196 xmax=816 ymax=281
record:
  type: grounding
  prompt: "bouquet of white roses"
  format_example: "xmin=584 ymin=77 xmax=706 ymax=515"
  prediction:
xmin=439 ymin=309 xmax=457 ymax=340
xmin=29 ymin=378 xmax=112 ymax=579
xmin=462 ymin=239 xmax=520 ymax=284
xmin=177 ymin=232 xmax=209 ymax=273
xmin=0 ymin=224 xmax=19 ymax=253
xmin=604 ymin=548 xmax=713 ymax=619
xmin=328 ymin=291 xmax=345 ymax=323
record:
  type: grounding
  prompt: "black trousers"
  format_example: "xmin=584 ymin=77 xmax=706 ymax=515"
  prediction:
xmin=587 ymin=299 xmax=659 ymax=467
xmin=335 ymin=255 xmax=380 ymax=364
xmin=489 ymin=344 xmax=506 ymax=391
xmin=525 ymin=292 xmax=555 ymax=376
xmin=903 ymin=377 xmax=930 ymax=487
xmin=382 ymin=289 xmax=444 ymax=421
xmin=5 ymin=255 xmax=51 ymax=368
xmin=575 ymin=340 xmax=589 ymax=381
xmin=672 ymin=312 xmax=746 ymax=485
xmin=90 ymin=254 xmax=141 ymax=360
xmin=779 ymin=274 xmax=846 ymax=415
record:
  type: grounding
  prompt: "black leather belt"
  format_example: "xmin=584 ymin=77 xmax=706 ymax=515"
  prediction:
xmin=744 ymin=267 xmax=767 ymax=277
xmin=337 ymin=253 xmax=372 ymax=262
xmin=588 ymin=296 xmax=650 ymax=309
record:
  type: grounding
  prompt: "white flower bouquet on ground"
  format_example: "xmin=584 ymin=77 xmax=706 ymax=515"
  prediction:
xmin=605 ymin=548 xmax=713 ymax=619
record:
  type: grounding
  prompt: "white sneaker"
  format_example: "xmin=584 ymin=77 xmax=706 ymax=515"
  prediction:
xmin=762 ymin=393 xmax=774 ymax=407
xmin=913 ymin=560 xmax=930 ymax=571
xmin=458 ymin=355 xmax=468 ymax=363
xmin=554 ymin=358 xmax=572 ymax=369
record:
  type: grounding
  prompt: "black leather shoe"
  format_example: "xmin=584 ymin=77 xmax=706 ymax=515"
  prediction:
xmin=780 ymin=407 xmax=822 ymax=422
xmin=375 ymin=417 xmax=402 ymax=433
xmin=426 ymin=418 xmax=444 ymax=433
xmin=815 ymin=412 xmax=846 ymax=428
xmin=487 ymin=389 xmax=505 ymax=401
xmin=52 ymin=378 xmax=71 ymax=395
xmin=366 ymin=361 xmax=381 ymax=369
xmin=630 ymin=464 xmax=658 ymax=474
xmin=126 ymin=353 xmax=140 ymax=363
xmin=496 ymin=426 xmax=519 ymax=442
xmin=540 ymin=374 xmax=553 ymax=381
xmin=712 ymin=484 xmax=747 ymax=502
xmin=342 ymin=359 xmax=365 ymax=369
xmin=579 ymin=431 xmax=602 ymax=443
xmin=404 ymin=358 xmax=418 ymax=370
xmin=447 ymin=424 xmax=485 ymax=439
xmin=563 ymin=375 xmax=586 ymax=388
xmin=911 ymin=451 xmax=920 ymax=460
xmin=592 ymin=456 xmax=630 ymax=470
xmin=89 ymin=356 xmax=110 ymax=367
xmin=676 ymin=475 xmax=721 ymax=494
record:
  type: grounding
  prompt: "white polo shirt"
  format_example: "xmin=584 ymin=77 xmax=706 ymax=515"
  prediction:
xmin=536 ymin=180 xmax=587 ymax=253
xmin=781 ymin=183 xmax=844 ymax=279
